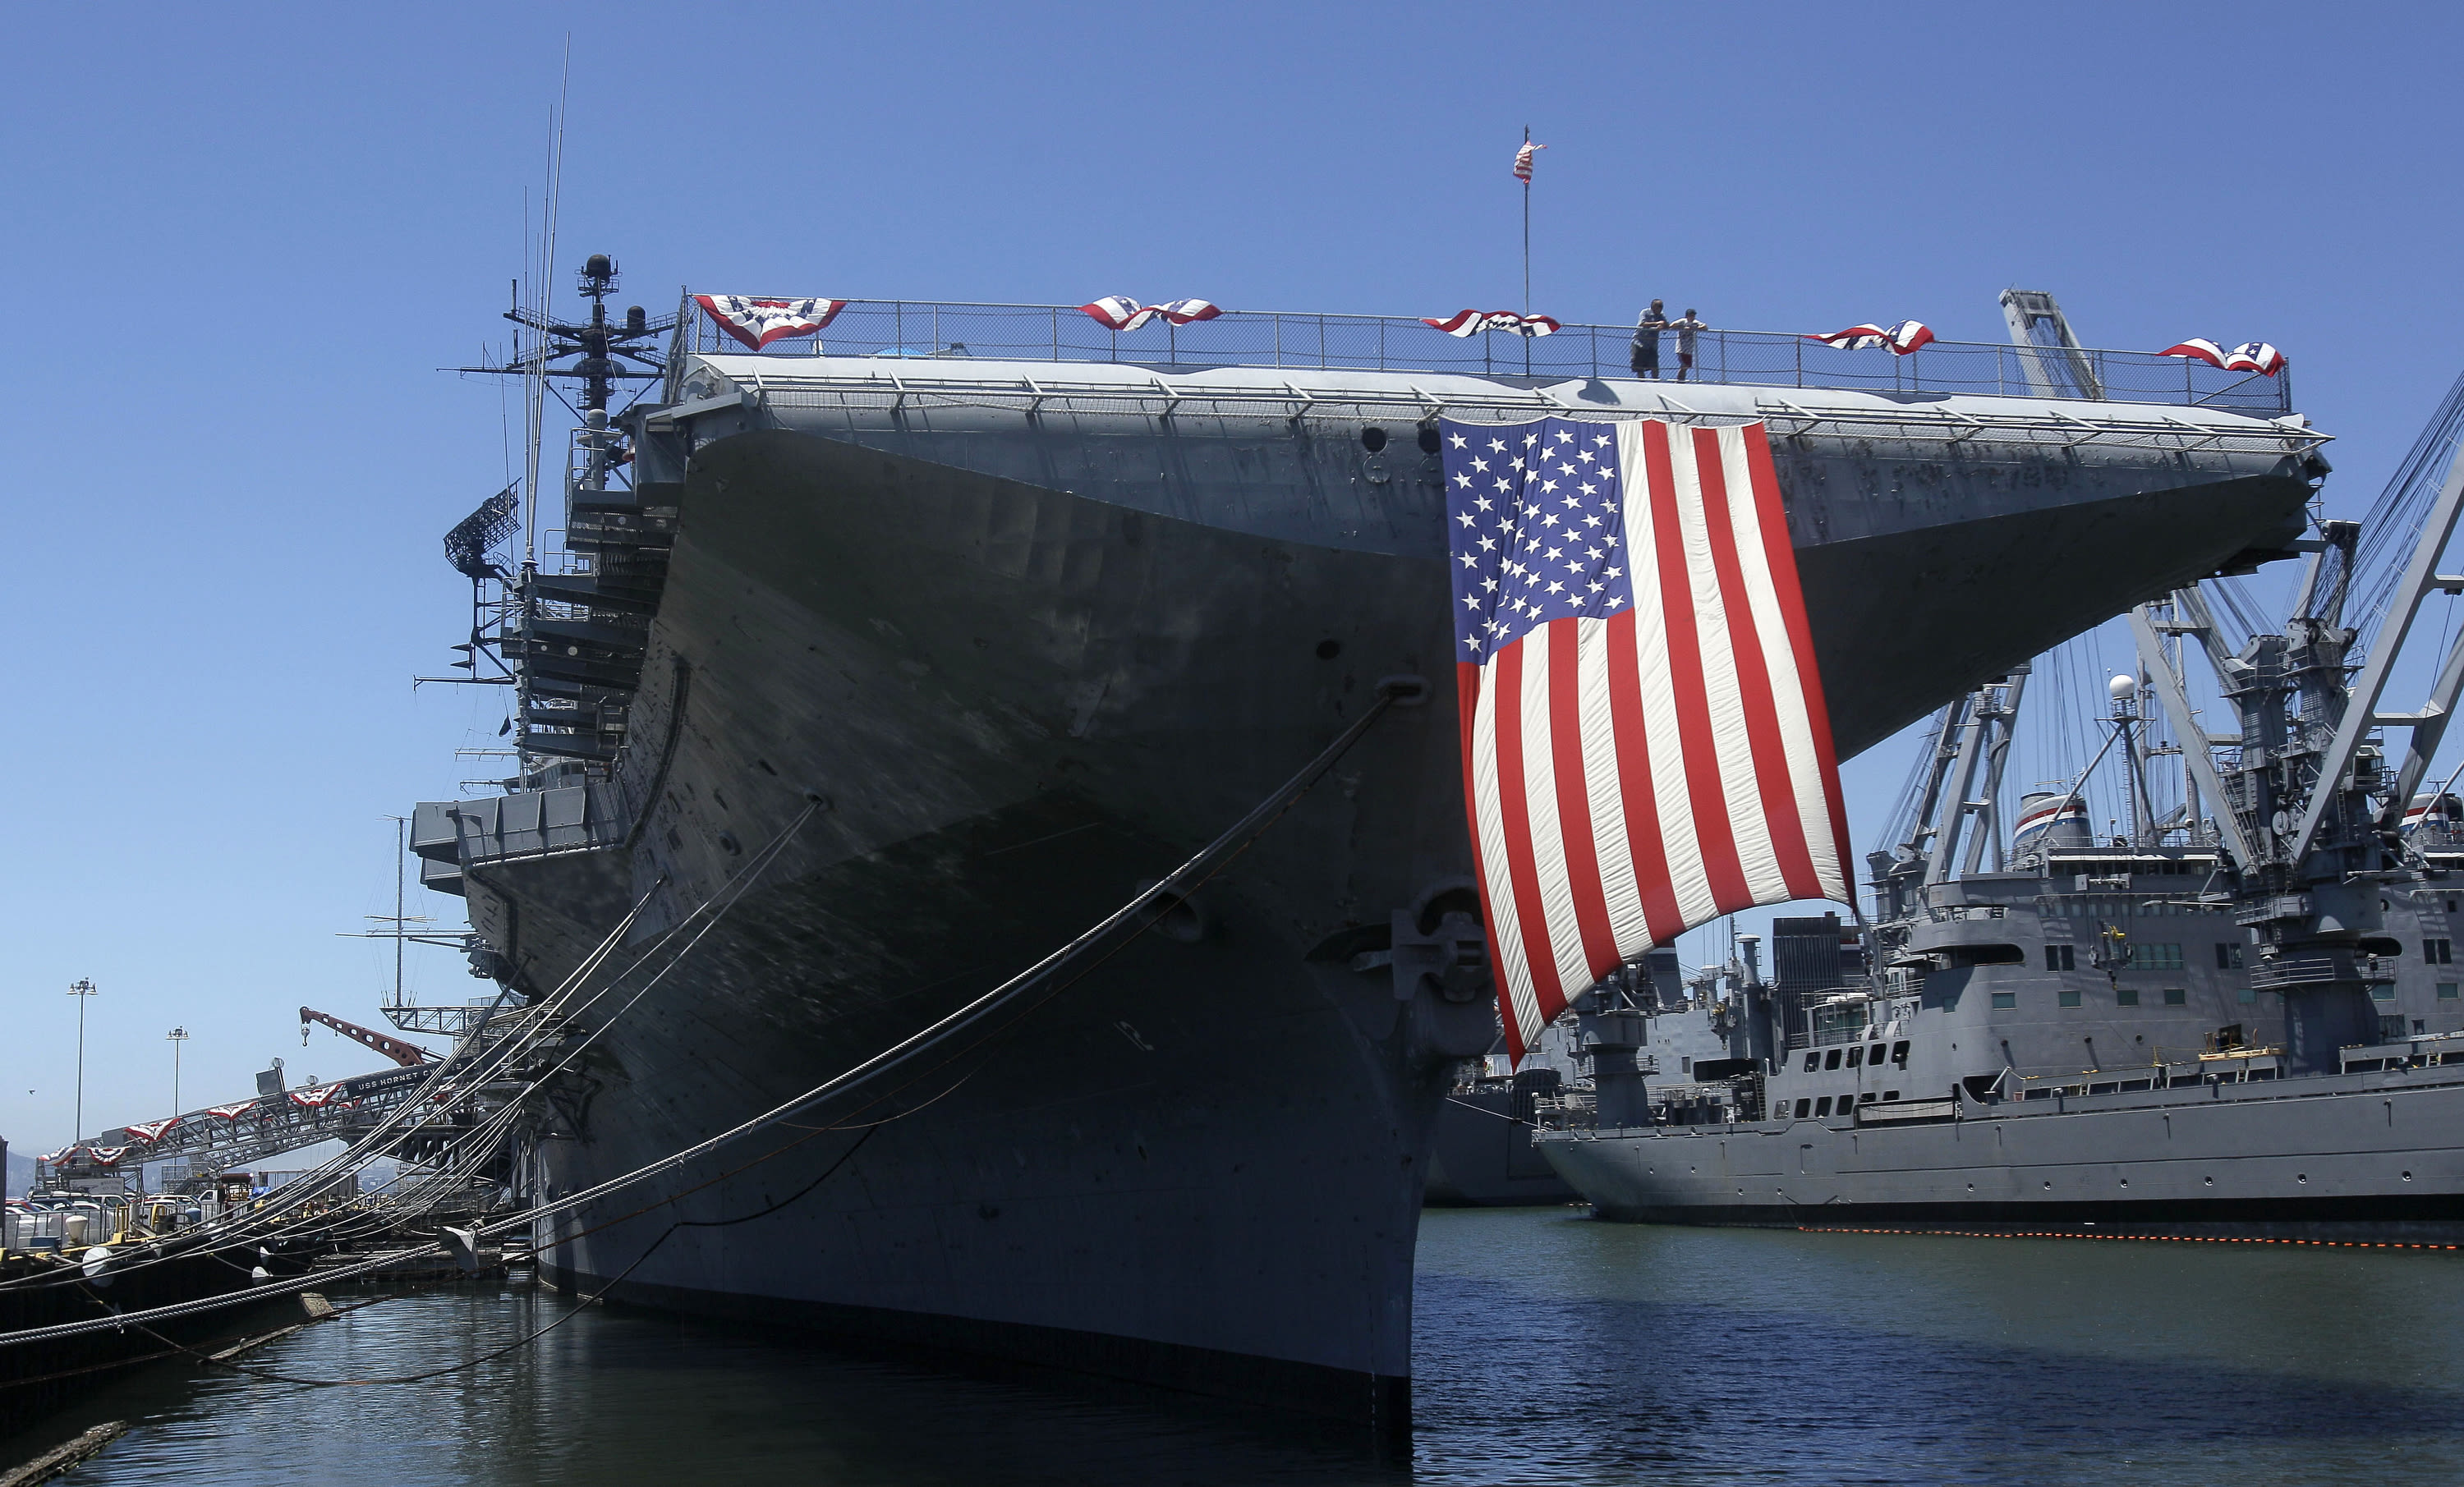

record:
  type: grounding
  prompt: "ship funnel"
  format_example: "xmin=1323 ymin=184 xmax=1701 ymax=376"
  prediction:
xmin=2013 ymin=789 xmax=2092 ymax=857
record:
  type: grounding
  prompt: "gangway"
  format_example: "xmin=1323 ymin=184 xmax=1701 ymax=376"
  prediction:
xmin=45 ymin=1063 xmax=488 ymax=1184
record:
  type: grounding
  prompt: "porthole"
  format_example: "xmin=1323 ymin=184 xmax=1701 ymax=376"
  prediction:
xmin=1361 ymin=426 xmax=1389 ymax=452
xmin=1316 ymin=639 xmax=1342 ymax=659
xmin=1418 ymin=425 xmax=1443 ymax=454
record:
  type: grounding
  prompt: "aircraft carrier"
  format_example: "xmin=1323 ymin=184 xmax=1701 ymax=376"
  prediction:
xmin=409 ymin=269 xmax=2323 ymax=1431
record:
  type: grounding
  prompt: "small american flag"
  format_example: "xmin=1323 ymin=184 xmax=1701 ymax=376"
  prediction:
xmin=1514 ymin=140 xmax=1546 ymax=182
xmin=1446 ymin=416 xmax=1852 ymax=1058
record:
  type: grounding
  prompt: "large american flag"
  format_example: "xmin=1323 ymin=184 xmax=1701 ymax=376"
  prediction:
xmin=1445 ymin=416 xmax=1852 ymax=1058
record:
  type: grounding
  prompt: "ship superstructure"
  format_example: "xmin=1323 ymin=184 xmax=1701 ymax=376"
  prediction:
xmin=410 ymin=276 xmax=2327 ymax=1430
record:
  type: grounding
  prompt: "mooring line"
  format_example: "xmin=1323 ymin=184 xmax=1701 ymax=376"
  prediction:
xmin=0 ymin=684 xmax=1414 ymax=1349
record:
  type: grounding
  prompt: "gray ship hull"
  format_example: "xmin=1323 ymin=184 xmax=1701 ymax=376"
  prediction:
xmin=1538 ymin=1070 xmax=2464 ymax=1241
xmin=1423 ymin=1088 xmax=1577 ymax=1207
xmin=430 ymin=357 xmax=2324 ymax=1427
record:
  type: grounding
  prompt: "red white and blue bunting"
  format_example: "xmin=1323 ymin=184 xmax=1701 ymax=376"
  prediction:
xmin=1807 ymin=321 xmax=1935 ymax=355
xmin=1423 ymin=310 xmax=1561 ymax=338
xmin=694 ymin=295 xmax=848 ymax=350
xmin=1080 ymin=296 xmax=1224 ymax=331
xmin=2158 ymin=338 xmax=2287 ymax=376
xmin=124 ymin=1118 xmax=182 ymax=1144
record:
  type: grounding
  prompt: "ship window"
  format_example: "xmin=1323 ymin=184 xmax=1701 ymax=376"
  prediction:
xmin=2164 ymin=988 xmax=2188 ymax=1006
xmin=2428 ymin=939 xmax=2454 ymax=965
xmin=2371 ymin=984 xmax=2397 ymax=1001
xmin=2044 ymin=944 xmax=2076 ymax=971
xmin=1824 ymin=1049 xmax=1843 ymax=1071
xmin=2116 ymin=987 xmax=2140 ymax=1007
xmin=2237 ymin=987 xmax=2257 ymax=1004
xmin=1846 ymin=1046 xmax=1864 ymax=1067
xmin=2215 ymin=943 xmax=2244 ymax=970
xmin=1794 ymin=1099 xmax=1811 ymax=1118
xmin=1803 ymin=1053 xmax=1820 ymax=1072
xmin=1883 ymin=1090 xmax=1901 ymax=1101
xmin=2059 ymin=989 xmax=2082 ymax=1007
xmin=1891 ymin=1040 xmax=1910 ymax=1067
xmin=1814 ymin=1097 xmax=1833 ymax=1117
xmin=1992 ymin=992 xmax=2016 ymax=1009
xmin=1680 ymin=1057 xmax=1691 ymax=1073
xmin=2128 ymin=943 xmax=2186 ymax=970
xmin=2441 ymin=984 xmax=2460 ymax=1000
xmin=1859 ymin=1092 xmax=1877 ymax=1104
xmin=1869 ymin=1042 xmax=1886 ymax=1066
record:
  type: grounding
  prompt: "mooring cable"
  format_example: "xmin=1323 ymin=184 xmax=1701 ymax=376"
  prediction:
xmin=140 ymin=1128 xmax=885 ymax=1389
xmin=0 ymin=683 xmax=1413 ymax=1347
xmin=12 ymin=797 xmax=815 ymax=1288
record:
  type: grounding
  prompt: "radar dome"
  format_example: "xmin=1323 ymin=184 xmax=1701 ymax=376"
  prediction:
xmin=2108 ymin=674 xmax=2138 ymax=700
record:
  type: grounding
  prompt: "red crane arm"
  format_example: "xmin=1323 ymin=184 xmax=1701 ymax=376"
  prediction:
xmin=298 ymin=1007 xmax=439 ymax=1067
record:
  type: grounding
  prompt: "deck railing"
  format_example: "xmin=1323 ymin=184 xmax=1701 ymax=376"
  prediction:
xmin=677 ymin=299 xmax=2296 ymax=416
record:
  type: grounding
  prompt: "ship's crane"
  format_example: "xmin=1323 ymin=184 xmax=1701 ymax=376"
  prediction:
xmin=300 ymin=1006 xmax=438 ymax=1067
xmin=2122 ymin=367 xmax=2464 ymax=1072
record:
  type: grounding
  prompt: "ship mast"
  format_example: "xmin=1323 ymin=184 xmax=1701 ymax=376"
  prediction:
xmin=446 ymin=255 xmax=674 ymax=781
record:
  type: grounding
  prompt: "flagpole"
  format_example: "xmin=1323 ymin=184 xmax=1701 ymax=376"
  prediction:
xmin=1521 ymin=124 xmax=1532 ymax=314
xmin=1521 ymin=124 xmax=1532 ymax=376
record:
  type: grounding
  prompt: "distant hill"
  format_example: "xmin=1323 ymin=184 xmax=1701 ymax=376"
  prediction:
xmin=6 ymin=1148 xmax=34 ymax=1199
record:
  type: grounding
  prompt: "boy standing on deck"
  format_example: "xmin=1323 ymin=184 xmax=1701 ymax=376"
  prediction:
xmin=1630 ymin=301 xmax=1667 ymax=379
xmin=1670 ymin=308 xmax=1707 ymax=382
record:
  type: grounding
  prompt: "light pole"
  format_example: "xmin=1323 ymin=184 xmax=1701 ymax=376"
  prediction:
xmin=67 ymin=979 xmax=99 ymax=1144
xmin=168 ymin=1027 xmax=189 ymax=1113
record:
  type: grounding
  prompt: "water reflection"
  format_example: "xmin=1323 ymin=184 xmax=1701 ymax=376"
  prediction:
xmin=24 ymin=1209 xmax=2464 ymax=1485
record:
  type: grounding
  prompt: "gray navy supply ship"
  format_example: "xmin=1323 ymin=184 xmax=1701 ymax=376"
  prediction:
xmin=1537 ymin=474 xmax=2464 ymax=1239
xmin=407 ymin=264 xmax=2324 ymax=1430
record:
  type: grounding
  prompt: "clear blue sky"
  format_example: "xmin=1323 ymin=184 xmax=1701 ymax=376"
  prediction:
xmin=3 ymin=2 xmax=2460 ymax=1150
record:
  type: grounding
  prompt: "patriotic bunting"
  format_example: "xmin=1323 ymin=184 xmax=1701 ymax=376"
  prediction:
xmin=1807 ymin=321 xmax=1935 ymax=355
xmin=1423 ymin=310 xmax=1562 ymax=338
xmin=1079 ymin=297 xmax=1225 ymax=331
xmin=2158 ymin=338 xmax=2287 ymax=376
xmin=289 ymin=1085 xmax=343 ymax=1108
xmin=205 ymin=1101 xmax=258 ymax=1121
xmin=694 ymin=295 xmax=848 ymax=350
xmin=1444 ymin=416 xmax=1852 ymax=1059
xmin=85 ymin=1146 xmax=130 ymax=1166
xmin=40 ymin=1148 xmax=73 ymax=1165
xmin=124 ymin=1118 xmax=181 ymax=1144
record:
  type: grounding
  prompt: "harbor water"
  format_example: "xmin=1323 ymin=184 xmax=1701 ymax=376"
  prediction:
xmin=18 ymin=1207 xmax=2464 ymax=1485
